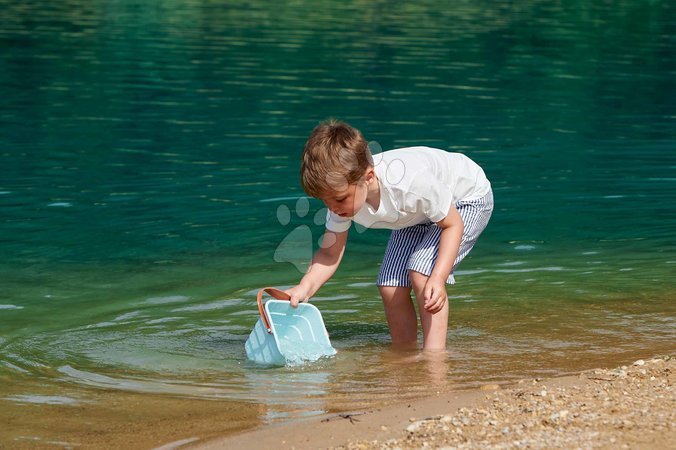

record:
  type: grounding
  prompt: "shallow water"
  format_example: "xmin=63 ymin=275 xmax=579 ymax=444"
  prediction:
xmin=1 ymin=0 xmax=675 ymax=447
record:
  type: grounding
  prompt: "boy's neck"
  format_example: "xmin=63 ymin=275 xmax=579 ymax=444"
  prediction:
xmin=366 ymin=174 xmax=380 ymax=210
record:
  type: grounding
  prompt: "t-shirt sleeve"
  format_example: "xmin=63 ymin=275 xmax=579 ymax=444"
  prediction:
xmin=325 ymin=210 xmax=352 ymax=232
xmin=405 ymin=170 xmax=453 ymax=223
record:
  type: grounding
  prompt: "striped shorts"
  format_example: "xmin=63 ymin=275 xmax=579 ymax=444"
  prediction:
xmin=376 ymin=190 xmax=494 ymax=287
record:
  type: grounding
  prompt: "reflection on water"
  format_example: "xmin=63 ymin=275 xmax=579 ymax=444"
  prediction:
xmin=1 ymin=0 xmax=675 ymax=446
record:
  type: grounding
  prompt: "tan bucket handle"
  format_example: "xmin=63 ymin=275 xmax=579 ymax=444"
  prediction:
xmin=257 ymin=287 xmax=291 ymax=334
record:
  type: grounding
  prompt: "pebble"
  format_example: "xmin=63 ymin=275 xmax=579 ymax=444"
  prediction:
xmin=337 ymin=356 xmax=674 ymax=450
xmin=549 ymin=409 xmax=569 ymax=422
xmin=406 ymin=422 xmax=421 ymax=433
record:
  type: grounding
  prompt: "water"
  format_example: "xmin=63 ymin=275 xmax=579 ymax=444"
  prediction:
xmin=1 ymin=0 xmax=675 ymax=446
xmin=277 ymin=335 xmax=336 ymax=367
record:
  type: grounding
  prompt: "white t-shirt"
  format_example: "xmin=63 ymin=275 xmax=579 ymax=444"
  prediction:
xmin=325 ymin=146 xmax=491 ymax=232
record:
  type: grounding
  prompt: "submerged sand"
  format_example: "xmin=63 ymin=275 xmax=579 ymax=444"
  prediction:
xmin=195 ymin=355 xmax=673 ymax=450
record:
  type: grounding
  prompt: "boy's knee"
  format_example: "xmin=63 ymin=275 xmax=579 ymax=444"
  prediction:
xmin=408 ymin=270 xmax=428 ymax=289
xmin=378 ymin=285 xmax=410 ymax=303
xmin=378 ymin=285 xmax=398 ymax=299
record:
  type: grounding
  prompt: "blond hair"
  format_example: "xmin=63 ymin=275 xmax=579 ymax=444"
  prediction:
xmin=300 ymin=119 xmax=373 ymax=198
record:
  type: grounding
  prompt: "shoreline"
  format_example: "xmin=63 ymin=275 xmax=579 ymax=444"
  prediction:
xmin=188 ymin=355 xmax=673 ymax=450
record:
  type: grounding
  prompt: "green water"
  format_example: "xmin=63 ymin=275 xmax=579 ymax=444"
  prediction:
xmin=1 ymin=0 xmax=675 ymax=443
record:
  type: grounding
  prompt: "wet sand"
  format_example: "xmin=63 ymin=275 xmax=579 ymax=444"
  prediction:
xmin=193 ymin=355 xmax=673 ymax=450
xmin=1 ymin=388 xmax=260 ymax=449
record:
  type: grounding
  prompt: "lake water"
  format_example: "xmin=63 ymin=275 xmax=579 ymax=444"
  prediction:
xmin=1 ymin=0 xmax=674 ymax=447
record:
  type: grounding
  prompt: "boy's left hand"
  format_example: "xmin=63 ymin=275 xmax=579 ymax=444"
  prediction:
xmin=423 ymin=275 xmax=447 ymax=313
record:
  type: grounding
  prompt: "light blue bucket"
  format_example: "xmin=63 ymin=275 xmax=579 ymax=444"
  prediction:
xmin=245 ymin=287 xmax=337 ymax=366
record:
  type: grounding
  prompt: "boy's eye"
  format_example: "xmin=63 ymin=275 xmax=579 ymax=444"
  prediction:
xmin=336 ymin=197 xmax=347 ymax=202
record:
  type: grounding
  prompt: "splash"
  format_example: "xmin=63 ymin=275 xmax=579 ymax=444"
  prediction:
xmin=277 ymin=334 xmax=336 ymax=367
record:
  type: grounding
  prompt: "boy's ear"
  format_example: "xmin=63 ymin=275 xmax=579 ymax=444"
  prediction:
xmin=364 ymin=167 xmax=376 ymax=184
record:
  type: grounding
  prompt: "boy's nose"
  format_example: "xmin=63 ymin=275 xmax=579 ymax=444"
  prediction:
xmin=324 ymin=202 xmax=339 ymax=214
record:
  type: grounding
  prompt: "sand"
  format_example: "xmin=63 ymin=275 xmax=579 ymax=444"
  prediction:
xmin=191 ymin=355 xmax=673 ymax=450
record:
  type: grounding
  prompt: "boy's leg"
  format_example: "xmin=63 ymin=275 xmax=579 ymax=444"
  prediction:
xmin=409 ymin=270 xmax=449 ymax=350
xmin=378 ymin=286 xmax=417 ymax=346
xmin=377 ymin=224 xmax=429 ymax=347
xmin=404 ymin=191 xmax=493 ymax=349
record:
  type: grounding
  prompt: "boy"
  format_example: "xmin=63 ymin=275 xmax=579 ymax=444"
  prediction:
xmin=286 ymin=120 xmax=493 ymax=350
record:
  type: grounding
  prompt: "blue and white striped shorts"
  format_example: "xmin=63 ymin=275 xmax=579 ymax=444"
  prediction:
xmin=376 ymin=190 xmax=494 ymax=287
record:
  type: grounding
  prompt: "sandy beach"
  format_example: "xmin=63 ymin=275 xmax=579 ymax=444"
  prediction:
xmin=191 ymin=355 xmax=674 ymax=450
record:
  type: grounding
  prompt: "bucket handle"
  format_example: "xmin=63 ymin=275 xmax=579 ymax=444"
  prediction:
xmin=257 ymin=287 xmax=291 ymax=334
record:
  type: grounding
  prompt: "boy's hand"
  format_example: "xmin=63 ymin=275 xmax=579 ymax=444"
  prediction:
xmin=285 ymin=285 xmax=312 ymax=308
xmin=423 ymin=275 xmax=447 ymax=314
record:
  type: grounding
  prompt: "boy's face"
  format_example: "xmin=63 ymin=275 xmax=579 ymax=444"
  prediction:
xmin=320 ymin=169 xmax=374 ymax=218
xmin=321 ymin=182 xmax=366 ymax=218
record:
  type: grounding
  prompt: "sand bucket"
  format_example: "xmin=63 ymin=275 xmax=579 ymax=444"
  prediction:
xmin=244 ymin=287 xmax=337 ymax=366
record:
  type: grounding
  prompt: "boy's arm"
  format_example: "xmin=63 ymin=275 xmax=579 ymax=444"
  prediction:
xmin=425 ymin=204 xmax=464 ymax=313
xmin=286 ymin=229 xmax=348 ymax=307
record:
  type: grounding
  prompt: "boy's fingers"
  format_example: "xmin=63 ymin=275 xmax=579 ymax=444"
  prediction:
xmin=425 ymin=294 xmax=446 ymax=313
xmin=424 ymin=294 xmax=436 ymax=311
xmin=425 ymin=284 xmax=436 ymax=302
xmin=289 ymin=293 xmax=310 ymax=308
xmin=425 ymin=286 xmax=437 ymax=303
